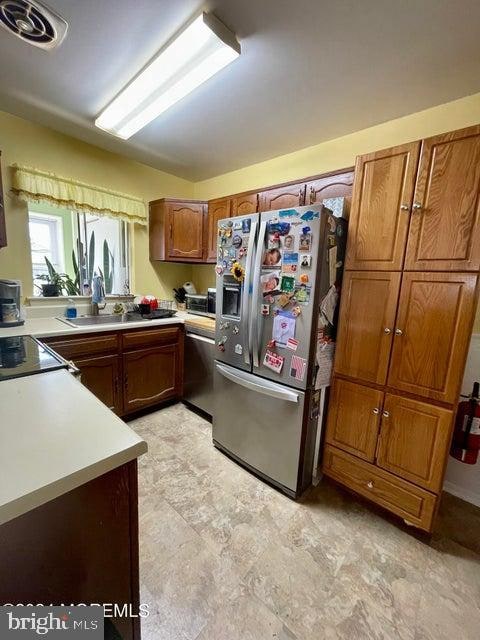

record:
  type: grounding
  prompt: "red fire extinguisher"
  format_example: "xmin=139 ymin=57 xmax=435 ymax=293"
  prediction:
xmin=450 ymin=382 xmax=480 ymax=464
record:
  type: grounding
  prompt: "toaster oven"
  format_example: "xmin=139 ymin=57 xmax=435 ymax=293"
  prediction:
xmin=186 ymin=289 xmax=216 ymax=317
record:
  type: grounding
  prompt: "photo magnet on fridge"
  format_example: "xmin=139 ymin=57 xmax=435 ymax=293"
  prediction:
xmin=242 ymin=218 xmax=251 ymax=233
xmin=299 ymin=233 xmax=312 ymax=252
xmin=263 ymin=350 xmax=284 ymax=374
xmin=300 ymin=254 xmax=312 ymax=267
xmin=295 ymin=283 xmax=311 ymax=304
xmin=280 ymin=275 xmax=296 ymax=293
xmin=261 ymin=271 xmax=281 ymax=296
xmin=263 ymin=247 xmax=282 ymax=266
xmin=282 ymin=252 xmax=298 ymax=273
xmin=261 ymin=303 xmax=270 ymax=316
xmin=232 ymin=234 xmax=242 ymax=248
xmin=233 ymin=219 xmax=243 ymax=230
xmin=283 ymin=234 xmax=295 ymax=250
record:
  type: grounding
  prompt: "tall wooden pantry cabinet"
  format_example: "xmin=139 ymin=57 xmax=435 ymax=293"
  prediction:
xmin=323 ymin=124 xmax=480 ymax=532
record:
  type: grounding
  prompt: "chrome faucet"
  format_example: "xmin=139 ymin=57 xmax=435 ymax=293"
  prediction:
xmin=91 ymin=273 xmax=107 ymax=316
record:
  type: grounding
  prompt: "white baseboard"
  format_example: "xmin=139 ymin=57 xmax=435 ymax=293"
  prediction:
xmin=443 ymin=481 xmax=480 ymax=508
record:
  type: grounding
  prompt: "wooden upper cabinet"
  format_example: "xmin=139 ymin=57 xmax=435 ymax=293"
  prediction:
xmin=405 ymin=125 xmax=480 ymax=271
xmin=334 ymin=271 xmax=401 ymax=385
xmin=388 ymin=272 xmax=478 ymax=404
xmin=346 ymin=142 xmax=420 ymax=271
xmin=326 ymin=378 xmax=383 ymax=462
xmin=376 ymin=394 xmax=453 ymax=492
xmin=231 ymin=193 xmax=258 ymax=216
xmin=306 ymin=170 xmax=354 ymax=216
xmin=167 ymin=201 xmax=206 ymax=261
xmin=259 ymin=183 xmax=306 ymax=212
xmin=207 ymin=198 xmax=231 ymax=262
xmin=149 ymin=199 xmax=207 ymax=262
xmin=0 ymin=151 xmax=6 ymax=249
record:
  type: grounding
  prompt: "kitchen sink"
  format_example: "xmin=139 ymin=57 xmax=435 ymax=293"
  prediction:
xmin=58 ymin=313 xmax=149 ymax=327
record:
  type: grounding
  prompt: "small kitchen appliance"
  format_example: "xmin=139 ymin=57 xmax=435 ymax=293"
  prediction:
xmin=0 ymin=280 xmax=24 ymax=327
xmin=186 ymin=289 xmax=216 ymax=317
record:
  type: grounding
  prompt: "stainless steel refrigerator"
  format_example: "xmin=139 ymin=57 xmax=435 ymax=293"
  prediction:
xmin=213 ymin=204 xmax=347 ymax=497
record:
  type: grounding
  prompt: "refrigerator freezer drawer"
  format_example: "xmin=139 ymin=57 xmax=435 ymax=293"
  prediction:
xmin=213 ymin=362 xmax=306 ymax=493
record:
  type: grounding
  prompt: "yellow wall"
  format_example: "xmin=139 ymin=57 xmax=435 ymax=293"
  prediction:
xmin=194 ymin=92 xmax=480 ymax=200
xmin=0 ymin=110 xmax=194 ymax=298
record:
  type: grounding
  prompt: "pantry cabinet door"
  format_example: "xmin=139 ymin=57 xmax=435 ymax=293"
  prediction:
xmin=377 ymin=394 xmax=453 ymax=492
xmin=231 ymin=193 xmax=258 ymax=216
xmin=405 ymin=125 xmax=480 ymax=271
xmin=167 ymin=202 xmax=206 ymax=261
xmin=388 ymin=272 xmax=478 ymax=404
xmin=325 ymin=378 xmax=383 ymax=462
xmin=346 ymin=142 xmax=420 ymax=270
xmin=334 ymin=271 xmax=401 ymax=385
xmin=75 ymin=354 xmax=122 ymax=415
xmin=258 ymin=183 xmax=306 ymax=211
xmin=207 ymin=198 xmax=231 ymax=262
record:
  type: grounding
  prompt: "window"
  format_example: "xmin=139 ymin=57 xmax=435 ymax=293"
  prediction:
xmin=29 ymin=208 xmax=130 ymax=296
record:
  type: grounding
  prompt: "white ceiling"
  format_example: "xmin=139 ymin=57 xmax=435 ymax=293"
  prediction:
xmin=1 ymin=0 xmax=480 ymax=181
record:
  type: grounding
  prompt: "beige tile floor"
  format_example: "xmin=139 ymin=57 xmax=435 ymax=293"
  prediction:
xmin=130 ymin=403 xmax=480 ymax=640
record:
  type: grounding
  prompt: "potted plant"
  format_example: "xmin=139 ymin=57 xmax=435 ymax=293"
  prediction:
xmin=35 ymin=257 xmax=81 ymax=297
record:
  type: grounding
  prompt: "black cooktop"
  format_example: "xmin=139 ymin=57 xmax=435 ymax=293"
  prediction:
xmin=0 ymin=335 xmax=67 ymax=381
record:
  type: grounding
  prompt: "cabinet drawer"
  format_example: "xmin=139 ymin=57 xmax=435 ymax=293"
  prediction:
xmin=323 ymin=445 xmax=436 ymax=531
xmin=122 ymin=326 xmax=181 ymax=350
xmin=45 ymin=333 xmax=119 ymax=358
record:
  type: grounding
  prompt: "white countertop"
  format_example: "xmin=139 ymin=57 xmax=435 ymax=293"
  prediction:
xmin=0 ymin=314 xmax=186 ymax=339
xmin=0 ymin=369 xmax=148 ymax=526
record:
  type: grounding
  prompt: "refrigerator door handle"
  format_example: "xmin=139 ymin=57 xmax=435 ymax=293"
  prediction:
xmin=216 ymin=363 xmax=299 ymax=403
xmin=242 ymin=218 xmax=258 ymax=365
xmin=250 ymin=219 xmax=267 ymax=368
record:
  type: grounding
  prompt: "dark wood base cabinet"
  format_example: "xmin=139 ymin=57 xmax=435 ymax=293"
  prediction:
xmin=44 ymin=325 xmax=184 ymax=418
xmin=0 ymin=461 xmax=141 ymax=640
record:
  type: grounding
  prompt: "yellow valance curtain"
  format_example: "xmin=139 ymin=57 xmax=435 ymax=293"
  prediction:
xmin=11 ymin=164 xmax=147 ymax=225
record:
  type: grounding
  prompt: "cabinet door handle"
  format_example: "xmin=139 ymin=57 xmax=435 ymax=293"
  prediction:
xmin=367 ymin=481 xmax=374 ymax=489
xmin=384 ymin=327 xmax=392 ymax=334
xmin=395 ymin=328 xmax=403 ymax=336
xmin=372 ymin=407 xmax=380 ymax=415
xmin=383 ymin=410 xmax=390 ymax=418
xmin=310 ymin=185 xmax=315 ymax=204
xmin=400 ymin=204 xmax=410 ymax=211
xmin=412 ymin=202 xmax=422 ymax=211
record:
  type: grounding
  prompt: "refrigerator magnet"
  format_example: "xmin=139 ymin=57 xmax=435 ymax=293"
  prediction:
xmin=242 ymin=218 xmax=251 ymax=233
xmin=267 ymin=221 xmax=291 ymax=235
xmin=215 ymin=264 xmax=224 ymax=275
xmin=300 ymin=273 xmax=309 ymax=284
xmin=267 ymin=339 xmax=276 ymax=349
xmin=268 ymin=233 xmax=281 ymax=250
xmin=282 ymin=252 xmax=298 ymax=273
xmin=283 ymin=234 xmax=295 ymax=250
xmin=234 ymin=344 xmax=243 ymax=355
xmin=280 ymin=275 xmax=296 ymax=293
xmin=261 ymin=303 xmax=270 ymax=316
xmin=233 ymin=325 xmax=239 ymax=334
xmin=233 ymin=219 xmax=242 ymax=230
xmin=300 ymin=210 xmax=319 ymax=221
xmin=290 ymin=355 xmax=307 ymax=381
xmin=272 ymin=312 xmax=296 ymax=347
xmin=263 ymin=247 xmax=282 ymax=266
xmin=263 ymin=350 xmax=284 ymax=374
xmin=278 ymin=292 xmax=294 ymax=308
xmin=292 ymin=305 xmax=302 ymax=317
xmin=238 ymin=247 xmax=247 ymax=258
xmin=231 ymin=261 xmax=245 ymax=282
xmin=299 ymin=233 xmax=312 ymax=252
xmin=295 ymin=284 xmax=311 ymax=304
xmin=232 ymin=234 xmax=242 ymax=248
xmin=300 ymin=254 xmax=312 ymax=268
xmin=286 ymin=337 xmax=299 ymax=351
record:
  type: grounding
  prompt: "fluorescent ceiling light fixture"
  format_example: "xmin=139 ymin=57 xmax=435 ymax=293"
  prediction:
xmin=95 ymin=12 xmax=240 ymax=139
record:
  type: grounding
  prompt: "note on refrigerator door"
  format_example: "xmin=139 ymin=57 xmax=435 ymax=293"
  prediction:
xmin=272 ymin=312 xmax=296 ymax=347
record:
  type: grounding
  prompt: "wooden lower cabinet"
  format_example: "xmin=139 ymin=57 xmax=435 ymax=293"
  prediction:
xmin=376 ymin=394 xmax=453 ymax=493
xmin=323 ymin=445 xmax=437 ymax=532
xmin=75 ymin=354 xmax=122 ymax=415
xmin=123 ymin=344 xmax=181 ymax=414
xmin=45 ymin=326 xmax=183 ymax=417
xmin=325 ymin=378 xmax=382 ymax=462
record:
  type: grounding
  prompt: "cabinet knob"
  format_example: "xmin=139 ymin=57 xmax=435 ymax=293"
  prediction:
xmin=400 ymin=204 xmax=410 ymax=211
xmin=384 ymin=327 xmax=391 ymax=334
xmin=395 ymin=328 xmax=403 ymax=336
xmin=372 ymin=407 xmax=380 ymax=415
xmin=367 ymin=481 xmax=374 ymax=489
xmin=412 ymin=202 xmax=422 ymax=210
xmin=383 ymin=410 xmax=390 ymax=418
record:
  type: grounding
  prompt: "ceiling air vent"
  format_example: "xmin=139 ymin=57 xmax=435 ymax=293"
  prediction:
xmin=0 ymin=0 xmax=67 ymax=49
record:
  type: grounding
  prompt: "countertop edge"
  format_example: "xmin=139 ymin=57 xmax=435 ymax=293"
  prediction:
xmin=0 ymin=440 xmax=147 ymax=527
